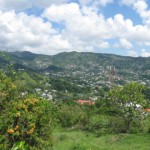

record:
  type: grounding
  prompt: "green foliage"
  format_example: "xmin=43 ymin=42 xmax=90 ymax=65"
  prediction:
xmin=0 ymin=71 xmax=56 ymax=149
xmin=0 ymin=72 xmax=17 ymax=110
xmin=86 ymin=115 xmax=127 ymax=136
xmin=49 ymin=77 xmax=89 ymax=94
xmin=52 ymin=130 xmax=150 ymax=150
xmin=58 ymin=104 xmax=89 ymax=128
xmin=107 ymin=82 xmax=147 ymax=132
xmin=143 ymin=87 xmax=150 ymax=103
xmin=0 ymin=97 xmax=54 ymax=149
xmin=15 ymin=72 xmax=38 ymax=92
xmin=0 ymin=52 xmax=150 ymax=149
xmin=87 ymin=115 xmax=111 ymax=136
xmin=11 ymin=141 xmax=27 ymax=150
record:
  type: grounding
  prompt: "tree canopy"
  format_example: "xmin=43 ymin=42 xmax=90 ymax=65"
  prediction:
xmin=107 ymin=82 xmax=147 ymax=132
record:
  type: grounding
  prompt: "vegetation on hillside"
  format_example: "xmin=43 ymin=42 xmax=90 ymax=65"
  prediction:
xmin=0 ymin=70 xmax=150 ymax=149
xmin=0 ymin=51 xmax=150 ymax=149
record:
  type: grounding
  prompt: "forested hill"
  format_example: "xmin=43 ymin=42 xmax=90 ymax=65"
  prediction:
xmin=0 ymin=51 xmax=150 ymax=86
xmin=2 ymin=51 xmax=150 ymax=70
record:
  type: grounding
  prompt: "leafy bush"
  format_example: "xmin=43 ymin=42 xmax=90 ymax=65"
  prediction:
xmin=107 ymin=82 xmax=147 ymax=132
xmin=86 ymin=115 xmax=111 ymax=136
xmin=0 ymin=98 xmax=54 ymax=149
xmin=58 ymin=104 xmax=88 ymax=128
xmin=0 ymin=72 xmax=17 ymax=109
xmin=109 ymin=117 xmax=126 ymax=133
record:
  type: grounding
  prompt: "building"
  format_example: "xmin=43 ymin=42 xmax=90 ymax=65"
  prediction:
xmin=76 ymin=99 xmax=95 ymax=105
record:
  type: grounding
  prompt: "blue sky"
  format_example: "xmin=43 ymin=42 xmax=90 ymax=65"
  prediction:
xmin=0 ymin=0 xmax=150 ymax=57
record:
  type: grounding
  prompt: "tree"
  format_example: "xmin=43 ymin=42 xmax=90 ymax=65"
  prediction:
xmin=143 ymin=87 xmax=150 ymax=102
xmin=0 ymin=72 xmax=17 ymax=110
xmin=0 ymin=72 xmax=54 ymax=149
xmin=0 ymin=98 xmax=54 ymax=149
xmin=107 ymin=82 xmax=147 ymax=132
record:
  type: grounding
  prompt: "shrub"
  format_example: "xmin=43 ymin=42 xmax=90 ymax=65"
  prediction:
xmin=86 ymin=115 xmax=111 ymax=136
xmin=109 ymin=117 xmax=126 ymax=133
xmin=0 ymin=98 xmax=54 ymax=149
xmin=0 ymin=72 xmax=17 ymax=110
xmin=58 ymin=104 xmax=88 ymax=128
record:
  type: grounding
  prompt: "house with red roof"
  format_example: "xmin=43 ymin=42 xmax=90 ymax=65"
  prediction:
xmin=76 ymin=99 xmax=95 ymax=105
xmin=144 ymin=108 xmax=150 ymax=113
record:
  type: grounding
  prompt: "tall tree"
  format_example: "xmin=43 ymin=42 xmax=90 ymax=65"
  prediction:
xmin=107 ymin=82 xmax=147 ymax=132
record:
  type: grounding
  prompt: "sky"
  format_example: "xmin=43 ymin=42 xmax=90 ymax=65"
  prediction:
xmin=0 ymin=0 xmax=150 ymax=57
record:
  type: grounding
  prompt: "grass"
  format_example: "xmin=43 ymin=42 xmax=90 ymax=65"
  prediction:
xmin=51 ymin=129 xmax=150 ymax=150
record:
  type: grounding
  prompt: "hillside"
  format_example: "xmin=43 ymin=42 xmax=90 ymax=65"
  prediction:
xmin=0 ymin=51 xmax=149 ymax=84
xmin=1 ymin=51 xmax=150 ymax=150
xmin=1 ymin=51 xmax=149 ymax=87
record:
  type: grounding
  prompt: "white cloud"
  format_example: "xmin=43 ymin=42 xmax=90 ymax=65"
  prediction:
xmin=0 ymin=0 xmax=32 ymax=11
xmin=144 ymin=42 xmax=150 ymax=46
xmin=0 ymin=11 xmax=72 ymax=55
xmin=78 ymin=0 xmax=90 ymax=5
xmin=107 ymin=14 xmax=134 ymax=38
xmin=35 ymin=0 xmax=67 ymax=8
xmin=132 ymin=0 xmax=150 ymax=23
xmin=0 ymin=0 xmax=67 ymax=11
xmin=42 ymin=3 xmax=81 ymax=23
xmin=127 ymin=25 xmax=150 ymax=43
xmin=127 ymin=50 xmax=138 ymax=57
xmin=121 ymin=0 xmax=150 ymax=25
xmin=119 ymin=38 xmax=133 ymax=49
xmin=0 ymin=0 xmax=112 ymax=12
xmin=141 ymin=49 xmax=150 ymax=57
xmin=97 ymin=41 xmax=110 ymax=48
xmin=120 ymin=0 xmax=137 ymax=6
xmin=43 ymin=5 xmax=136 ymax=52
xmin=107 ymin=14 xmax=150 ymax=44
xmin=0 ymin=1 xmax=150 ymax=56
xmin=79 ymin=0 xmax=113 ymax=6
xmin=92 ymin=0 xmax=113 ymax=7
xmin=133 ymin=0 xmax=147 ymax=14
xmin=42 ymin=3 xmax=111 ymax=52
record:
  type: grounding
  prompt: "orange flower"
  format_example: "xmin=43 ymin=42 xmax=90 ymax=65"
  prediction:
xmin=14 ymin=125 xmax=19 ymax=130
xmin=7 ymin=129 xmax=14 ymax=134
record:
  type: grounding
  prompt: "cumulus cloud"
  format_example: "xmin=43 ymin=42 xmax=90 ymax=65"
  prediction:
xmin=107 ymin=13 xmax=150 ymax=44
xmin=120 ymin=0 xmax=137 ymax=6
xmin=119 ymin=38 xmax=133 ymax=49
xmin=133 ymin=0 xmax=147 ymax=14
xmin=35 ymin=0 xmax=67 ymax=8
xmin=0 ymin=0 xmax=32 ymax=11
xmin=141 ymin=49 xmax=150 ymax=57
xmin=127 ymin=50 xmax=138 ymax=57
xmin=0 ymin=1 xmax=150 ymax=56
xmin=42 ymin=3 xmax=81 ymax=23
xmin=0 ymin=0 xmax=110 ymax=11
xmin=44 ymin=4 xmax=144 ymax=53
xmin=107 ymin=14 xmax=134 ymax=39
xmin=0 ymin=0 xmax=67 ymax=11
xmin=79 ymin=0 xmax=113 ymax=6
xmin=0 ymin=11 xmax=72 ymax=55
xmin=121 ymin=0 xmax=150 ymax=25
xmin=42 ymin=3 xmax=111 ymax=52
xmin=97 ymin=41 xmax=110 ymax=48
xmin=91 ymin=0 xmax=114 ymax=8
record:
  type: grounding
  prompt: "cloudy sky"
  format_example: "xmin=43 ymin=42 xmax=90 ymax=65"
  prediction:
xmin=0 ymin=0 xmax=150 ymax=57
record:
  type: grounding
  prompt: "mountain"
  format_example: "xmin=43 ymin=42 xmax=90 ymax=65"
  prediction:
xmin=0 ymin=51 xmax=150 ymax=87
